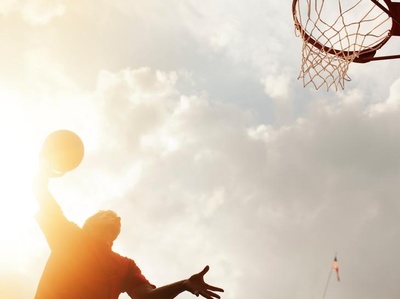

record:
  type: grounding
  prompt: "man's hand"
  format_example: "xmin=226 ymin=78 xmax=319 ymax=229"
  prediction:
xmin=184 ymin=266 xmax=224 ymax=299
xmin=39 ymin=150 xmax=66 ymax=178
xmin=33 ymin=163 xmax=63 ymax=201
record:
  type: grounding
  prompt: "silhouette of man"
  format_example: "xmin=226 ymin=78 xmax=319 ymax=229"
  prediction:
xmin=33 ymin=169 xmax=224 ymax=299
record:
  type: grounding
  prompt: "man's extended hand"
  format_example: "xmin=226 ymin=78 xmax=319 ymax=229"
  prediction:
xmin=184 ymin=266 xmax=224 ymax=299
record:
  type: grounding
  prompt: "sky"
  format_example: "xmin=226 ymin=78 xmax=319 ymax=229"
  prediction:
xmin=1 ymin=0 xmax=400 ymax=298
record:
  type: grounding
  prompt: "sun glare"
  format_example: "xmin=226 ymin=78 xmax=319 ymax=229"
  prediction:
xmin=0 ymin=95 xmax=44 ymax=271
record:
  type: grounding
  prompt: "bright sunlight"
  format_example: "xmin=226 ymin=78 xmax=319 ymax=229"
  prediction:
xmin=0 ymin=93 xmax=45 ymax=272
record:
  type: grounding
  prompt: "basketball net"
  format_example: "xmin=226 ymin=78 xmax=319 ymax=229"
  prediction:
xmin=293 ymin=0 xmax=392 ymax=91
xmin=298 ymin=39 xmax=355 ymax=91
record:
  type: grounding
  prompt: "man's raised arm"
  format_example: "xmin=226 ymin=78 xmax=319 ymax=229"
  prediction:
xmin=33 ymin=169 xmax=59 ymax=210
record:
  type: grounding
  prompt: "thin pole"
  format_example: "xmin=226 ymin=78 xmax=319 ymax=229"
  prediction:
xmin=321 ymin=266 xmax=333 ymax=299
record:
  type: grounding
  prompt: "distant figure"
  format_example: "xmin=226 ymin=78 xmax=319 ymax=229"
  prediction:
xmin=33 ymin=169 xmax=224 ymax=299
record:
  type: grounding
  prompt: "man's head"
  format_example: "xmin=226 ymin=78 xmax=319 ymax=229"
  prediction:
xmin=82 ymin=210 xmax=121 ymax=246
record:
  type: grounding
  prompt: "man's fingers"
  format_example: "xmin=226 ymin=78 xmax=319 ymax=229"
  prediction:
xmin=205 ymin=284 xmax=224 ymax=292
xmin=199 ymin=265 xmax=210 ymax=276
xmin=200 ymin=289 xmax=222 ymax=299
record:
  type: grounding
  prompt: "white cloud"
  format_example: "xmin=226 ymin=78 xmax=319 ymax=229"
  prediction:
xmin=367 ymin=77 xmax=400 ymax=115
xmin=179 ymin=0 xmax=297 ymax=76
xmin=0 ymin=0 xmax=18 ymax=14
xmin=261 ymin=73 xmax=291 ymax=100
xmin=73 ymin=66 xmax=400 ymax=299
xmin=0 ymin=0 xmax=66 ymax=24
xmin=22 ymin=0 xmax=65 ymax=25
xmin=3 ymin=61 xmax=400 ymax=299
xmin=261 ymin=73 xmax=294 ymax=123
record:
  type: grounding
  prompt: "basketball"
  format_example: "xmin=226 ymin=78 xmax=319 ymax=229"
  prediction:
xmin=41 ymin=130 xmax=85 ymax=173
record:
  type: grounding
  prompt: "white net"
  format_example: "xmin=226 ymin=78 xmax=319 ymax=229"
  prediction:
xmin=293 ymin=0 xmax=392 ymax=91
xmin=300 ymin=42 xmax=355 ymax=91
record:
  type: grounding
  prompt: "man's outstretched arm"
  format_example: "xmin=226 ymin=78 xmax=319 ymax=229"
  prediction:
xmin=132 ymin=266 xmax=224 ymax=299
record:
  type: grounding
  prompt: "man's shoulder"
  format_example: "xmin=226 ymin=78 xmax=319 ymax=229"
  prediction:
xmin=35 ymin=204 xmax=85 ymax=250
xmin=111 ymin=251 xmax=136 ymax=264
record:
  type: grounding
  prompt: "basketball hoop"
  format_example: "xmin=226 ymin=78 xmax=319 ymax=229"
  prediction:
xmin=292 ymin=0 xmax=400 ymax=91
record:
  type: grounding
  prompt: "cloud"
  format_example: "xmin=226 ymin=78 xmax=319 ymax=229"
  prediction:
xmin=262 ymin=73 xmax=291 ymax=100
xmin=367 ymin=76 xmax=400 ymax=115
xmin=261 ymin=73 xmax=293 ymax=123
xmin=5 ymin=58 xmax=400 ymax=298
xmin=61 ymin=67 xmax=400 ymax=299
xmin=22 ymin=0 xmax=66 ymax=25
xmin=189 ymin=1 xmax=294 ymax=61
xmin=0 ymin=0 xmax=66 ymax=25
